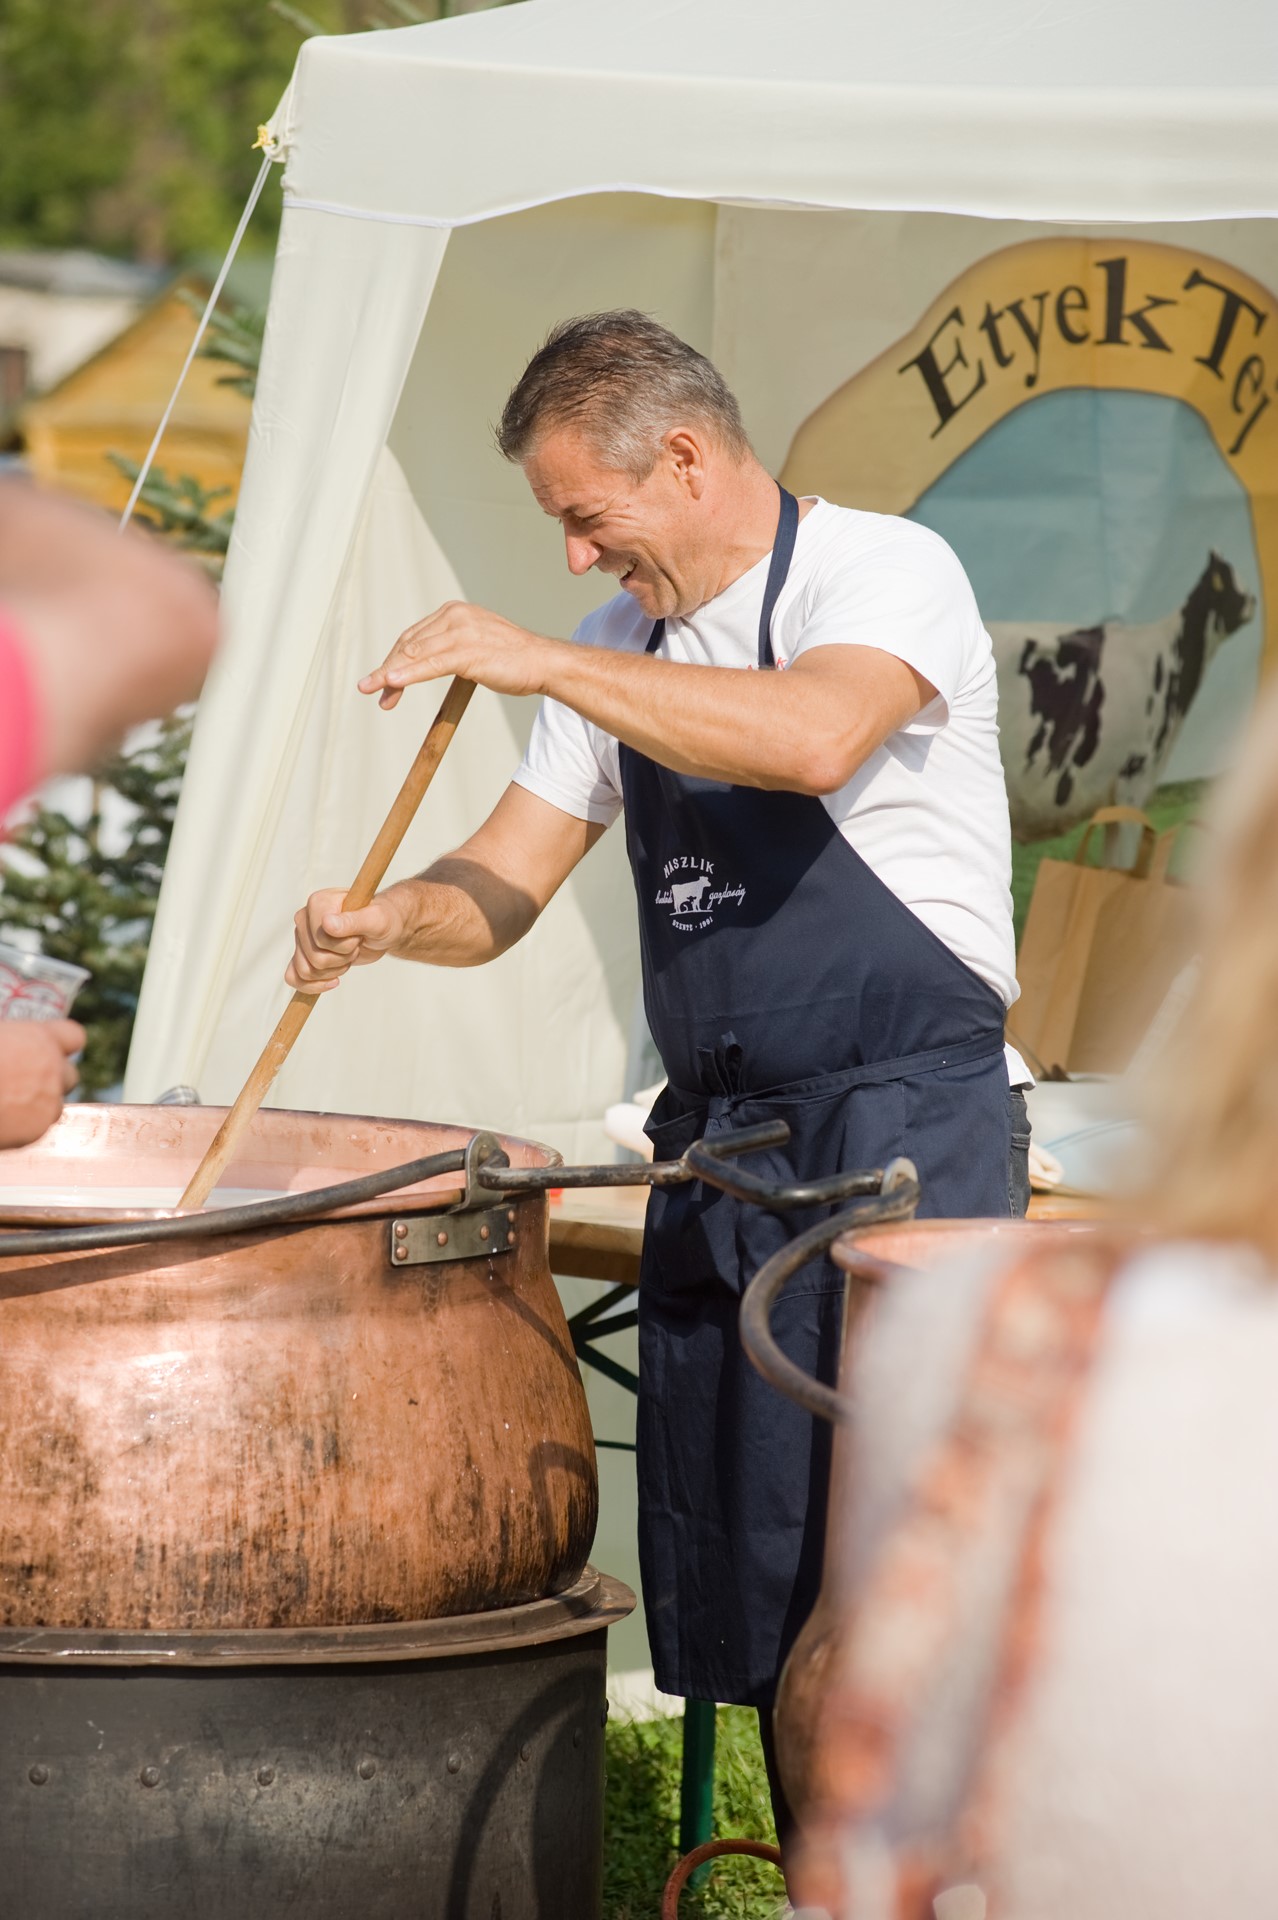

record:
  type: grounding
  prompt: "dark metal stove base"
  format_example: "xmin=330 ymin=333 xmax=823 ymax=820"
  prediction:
xmin=0 ymin=1571 xmax=632 ymax=1920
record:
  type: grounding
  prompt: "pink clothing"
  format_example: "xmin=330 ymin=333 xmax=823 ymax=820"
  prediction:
xmin=0 ymin=610 xmax=40 ymax=821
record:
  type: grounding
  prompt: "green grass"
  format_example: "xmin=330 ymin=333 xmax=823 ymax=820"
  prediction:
xmin=603 ymin=1708 xmax=782 ymax=1920
xmin=1010 ymin=779 xmax=1210 ymax=947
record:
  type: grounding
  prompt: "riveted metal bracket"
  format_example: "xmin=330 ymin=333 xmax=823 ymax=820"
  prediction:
xmin=389 ymin=1204 xmax=518 ymax=1267
xmin=388 ymin=1131 xmax=517 ymax=1267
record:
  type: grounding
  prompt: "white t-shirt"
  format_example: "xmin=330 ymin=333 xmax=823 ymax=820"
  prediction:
xmin=514 ymin=498 xmax=1023 ymax=1060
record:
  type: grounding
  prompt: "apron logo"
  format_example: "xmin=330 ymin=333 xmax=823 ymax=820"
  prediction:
xmin=655 ymin=855 xmax=746 ymax=934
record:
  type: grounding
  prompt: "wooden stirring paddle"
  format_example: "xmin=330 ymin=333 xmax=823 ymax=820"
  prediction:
xmin=178 ymin=676 xmax=476 ymax=1211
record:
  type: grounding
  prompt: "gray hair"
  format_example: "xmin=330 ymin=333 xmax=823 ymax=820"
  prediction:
xmin=495 ymin=310 xmax=751 ymax=480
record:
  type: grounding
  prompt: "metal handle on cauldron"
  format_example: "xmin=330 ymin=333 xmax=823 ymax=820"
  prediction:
xmin=0 ymin=1122 xmax=805 ymax=1260
xmin=465 ymin=1119 xmax=787 ymax=1196
xmin=388 ymin=1125 xmax=906 ymax=1270
xmin=737 ymin=1158 xmax=921 ymax=1425
xmin=680 ymin=1133 xmax=889 ymax=1211
xmin=469 ymin=1120 xmax=899 ymax=1213
xmin=0 ymin=1124 xmax=913 ymax=1264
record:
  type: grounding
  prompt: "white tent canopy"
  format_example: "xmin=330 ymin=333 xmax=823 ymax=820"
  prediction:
xmin=126 ymin=0 xmax=1278 ymax=1157
xmin=282 ymin=0 xmax=1278 ymax=226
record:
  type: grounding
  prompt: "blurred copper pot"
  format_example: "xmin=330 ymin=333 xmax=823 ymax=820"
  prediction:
xmin=755 ymin=1216 xmax=1106 ymax=1819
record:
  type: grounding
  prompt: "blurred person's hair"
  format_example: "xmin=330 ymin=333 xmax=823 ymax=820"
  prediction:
xmin=1142 ymin=681 xmax=1278 ymax=1254
xmin=496 ymin=310 xmax=752 ymax=480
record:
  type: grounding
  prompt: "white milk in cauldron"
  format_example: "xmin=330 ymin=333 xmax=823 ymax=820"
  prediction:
xmin=0 ymin=1184 xmax=279 ymax=1211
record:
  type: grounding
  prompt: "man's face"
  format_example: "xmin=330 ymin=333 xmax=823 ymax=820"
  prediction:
xmin=523 ymin=425 xmax=706 ymax=621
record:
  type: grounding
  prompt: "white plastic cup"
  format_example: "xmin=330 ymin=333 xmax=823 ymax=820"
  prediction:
xmin=0 ymin=943 xmax=89 ymax=1021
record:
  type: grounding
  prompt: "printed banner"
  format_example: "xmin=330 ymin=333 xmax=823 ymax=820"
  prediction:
xmin=781 ymin=238 xmax=1276 ymax=838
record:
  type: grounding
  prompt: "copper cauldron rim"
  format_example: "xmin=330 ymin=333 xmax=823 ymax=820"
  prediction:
xmin=830 ymin=1214 xmax=1144 ymax=1281
xmin=0 ymin=1100 xmax=562 ymax=1227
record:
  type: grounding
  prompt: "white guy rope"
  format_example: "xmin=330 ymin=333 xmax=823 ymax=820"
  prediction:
xmin=119 ymin=150 xmax=276 ymax=532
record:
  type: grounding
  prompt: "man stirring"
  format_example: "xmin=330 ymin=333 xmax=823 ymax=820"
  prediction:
xmin=288 ymin=311 xmax=1030 ymax=1845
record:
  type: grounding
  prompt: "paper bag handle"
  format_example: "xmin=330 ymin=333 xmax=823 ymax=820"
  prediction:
xmin=1148 ymin=816 xmax=1207 ymax=885
xmin=1073 ymin=806 xmax=1157 ymax=878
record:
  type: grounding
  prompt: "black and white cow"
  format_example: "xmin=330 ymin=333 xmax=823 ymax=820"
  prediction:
xmin=991 ymin=553 xmax=1256 ymax=840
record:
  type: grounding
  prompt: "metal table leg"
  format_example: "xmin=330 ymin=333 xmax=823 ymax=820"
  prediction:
xmin=679 ymin=1696 xmax=717 ymax=1881
xmin=568 ymin=1283 xmax=640 ymax=1400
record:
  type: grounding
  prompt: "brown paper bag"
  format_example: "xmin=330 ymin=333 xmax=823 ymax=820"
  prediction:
xmin=1011 ymin=806 xmax=1198 ymax=1076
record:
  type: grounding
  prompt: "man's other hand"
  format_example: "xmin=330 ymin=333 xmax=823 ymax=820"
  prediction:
xmin=0 ymin=1019 xmax=85 ymax=1150
xmin=358 ymin=602 xmax=557 ymax=710
xmin=285 ymin=888 xmax=410 ymax=993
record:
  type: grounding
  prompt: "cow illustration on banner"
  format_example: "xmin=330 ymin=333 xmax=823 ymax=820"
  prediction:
xmin=781 ymin=238 xmax=1276 ymax=839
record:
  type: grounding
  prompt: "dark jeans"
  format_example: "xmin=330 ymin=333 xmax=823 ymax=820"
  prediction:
xmin=1008 ymin=1084 xmax=1031 ymax=1218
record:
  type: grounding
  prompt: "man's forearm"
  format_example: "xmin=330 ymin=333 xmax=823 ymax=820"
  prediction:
xmin=538 ymin=641 xmax=925 ymax=797
xmin=540 ymin=642 xmax=811 ymax=787
xmin=383 ymin=856 xmax=541 ymax=968
xmin=361 ymin=601 xmax=929 ymax=797
xmin=287 ymin=785 xmax=598 ymax=995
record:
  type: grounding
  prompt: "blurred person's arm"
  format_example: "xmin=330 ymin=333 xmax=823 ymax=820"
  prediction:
xmin=0 ymin=480 xmax=220 ymax=787
xmin=0 ymin=1020 xmax=84 ymax=1150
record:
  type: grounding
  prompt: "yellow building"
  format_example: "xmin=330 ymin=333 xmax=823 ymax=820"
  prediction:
xmin=18 ymin=273 xmax=253 ymax=517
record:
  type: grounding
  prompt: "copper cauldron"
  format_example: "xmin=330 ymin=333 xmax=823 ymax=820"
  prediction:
xmin=0 ymin=1103 xmax=596 ymax=1631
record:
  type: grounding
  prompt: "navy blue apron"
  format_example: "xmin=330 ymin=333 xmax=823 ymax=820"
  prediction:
xmin=618 ymin=487 xmax=1011 ymax=1706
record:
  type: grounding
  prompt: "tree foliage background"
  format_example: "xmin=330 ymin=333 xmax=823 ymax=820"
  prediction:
xmin=0 ymin=0 xmax=508 ymax=265
xmin=0 ymin=0 xmax=309 ymax=262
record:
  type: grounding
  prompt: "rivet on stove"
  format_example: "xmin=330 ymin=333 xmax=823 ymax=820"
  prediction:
xmin=257 ymin=1766 xmax=275 ymax=1787
xmin=436 ymin=1231 xmax=449 ymax=1247
xmin=519 ymin=1743 xmax=531 ymax=1763
xmin=393 ymin=1246 xmax=408 ymax=1261
xmin=507 ymin=1209 xmax=516 ymax=1224
xmin=446 ymin=1752 xmax=462 ymax=1774
xmin=358 ymin=1758 xmax=377 ymax=1780
xmin=506 ymin=1231 xmax=516 ymax=1245
xmin=140 ymin=1766 xmax=161 ymax=1788
xmin=393 ymin=1223 xmax=408 ymax=1240
xmin=27 ymin=1764 xmax=48 ymax=1786
xmin=479 ymin=1224 xmax=490 ymax=1241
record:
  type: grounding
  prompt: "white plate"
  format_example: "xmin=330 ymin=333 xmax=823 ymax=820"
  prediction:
xmin=1024 ymin=1077 xmax=1146 ymax=1197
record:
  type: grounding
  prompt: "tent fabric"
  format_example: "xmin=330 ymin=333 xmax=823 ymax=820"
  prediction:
xmin=126 ymin=213 xmax=456 ymax=1111
xmin=125 ymin=188 xmax=716 ymax=1152
xmin=125 ymin=0 xmax=1278 ymax=1157
xmin=273 ymin=0 xmax=1278 ymax=226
